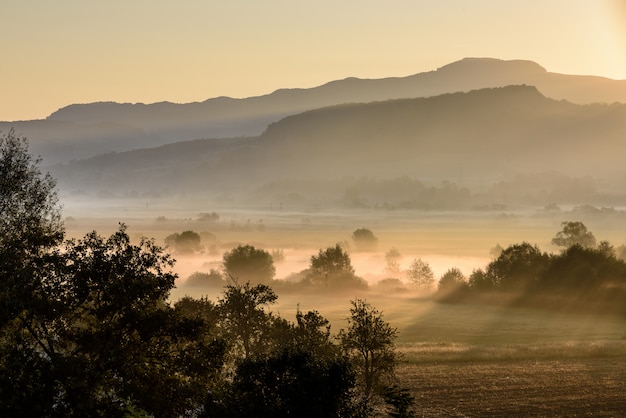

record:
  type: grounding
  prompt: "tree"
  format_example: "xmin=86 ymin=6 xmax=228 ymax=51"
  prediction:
xmin=339 ymin=299 xmax=399 ymax=403
xmin=540 ymin=244 xmax=626 ymax=293
xmin=164 ymin=230 xmax=202 ymax=254
xmin=221 ymin=349 xmax=357 ymax=418
xmin=218 ymin=281 xmax=278 ymax=359
xmin=552 ymin=221 xmax=597 ymax=249
xmin=0 ymin=130 xmax=64 ymax=330
xmin=383 ymin=248 xmax=403 ymax=278
xmin=222 ymin=244 xmax=276 ymax=284
xmin=406 ymin=258 xmax=434 ymax=290
xmin=382 ymin=384 xmax=416 ymax=418
xmin=184 ymin=269 xmax=225 ymax=288
xmin=486 ymin=242 xmax=549 ymax=291
xmin=292 ymin=309 xmax=339 ymax=359
xmin=0 ymin=129 xmax=63 ymax=252
xmin=308 ymin=244 xmax=366 ymax=289
xmin=468 ymin=268 xmax=496 ymax=291
xmin=438 ymin=267 xmax=467 ymax=294
xmin=352 ymin=228 xmax=378 ymax=251
xmin=1 ymin=225 xmax=226 ymax=416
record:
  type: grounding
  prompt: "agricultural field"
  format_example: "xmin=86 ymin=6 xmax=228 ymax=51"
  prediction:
xmin=393 ymin=300 xmax=626 ymax=416
xmin=62 ymin=202 xmax=626 ymax=416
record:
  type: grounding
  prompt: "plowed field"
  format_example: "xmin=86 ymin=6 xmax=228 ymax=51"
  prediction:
xmin=399 ymin=357 xmax=626 ymax=417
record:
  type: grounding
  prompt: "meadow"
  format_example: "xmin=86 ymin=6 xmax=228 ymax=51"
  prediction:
xmin=63 ymin=199 xmax=626 ymax=415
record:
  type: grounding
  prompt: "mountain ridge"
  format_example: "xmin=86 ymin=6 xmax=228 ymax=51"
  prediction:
xmin=49 ymin=85 xmax=626 ymax=208
xmin=4 ymin=57 xmax=626 ymax=165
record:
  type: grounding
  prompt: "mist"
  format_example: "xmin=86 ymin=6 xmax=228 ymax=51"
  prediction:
xmin=8 ymin=57 xmax=626 ymax=415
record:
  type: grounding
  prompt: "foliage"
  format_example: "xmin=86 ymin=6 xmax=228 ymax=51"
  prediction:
xmin=339 ymin=299 xmax=399 ymax=402
xmin=184 ymin=269 xmax=225 ymax=288
xmin=217 ymin=281 xmax=278 ymax=359
xmin=197 ymin=211 xmax=219 ymax=222
xmin=384 ymin=248 xmax=403 ymax=278
xmin=352 ymin=228 xmax=378 ymax=251
xmin=220 ymin=349 xmax=358 ymax=418
xmin=0 ymin=128 xmax=64 ymax=252
xmin=468 ymin=268 xmax=496 ymax=291
xmin=271 ymin=248 xmax=285 ymax=263
xmin=0 ymin=225 xmax=227 ymax=416
xmin=552 ymin=221 xmax=597 ymax=249
xmin=406 ymin=258 xmax=435 ymax=290
xmin=222 ymin=244 xmax=276 ymax=284
xmin=540 ymin=244 xmax=626 ymax=294
xmin=308 ymin=244 xmax=367 ymax=289
xmin=382 ymin=384 xmax=416 ymax=418
xmin=438 ymin=267 xmax=468 ymax=293
xmin=485 ymin=242 xmax=549 ymax=291
xmin=164 ymin=230 xmax=202 ymax=254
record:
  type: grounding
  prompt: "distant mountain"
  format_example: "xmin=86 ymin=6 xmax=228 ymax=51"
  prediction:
xmin=4 ymin=58 xmax=626 ymax=164
xmin=50 ymin=85 xmax=626 ymax=208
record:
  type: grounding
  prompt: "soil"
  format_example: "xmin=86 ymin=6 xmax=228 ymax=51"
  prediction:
xmin=398 ymin=357 xmax=626 ymax=417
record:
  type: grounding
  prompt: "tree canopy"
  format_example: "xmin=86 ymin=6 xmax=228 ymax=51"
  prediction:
xmin=222 ymin=244 xmax=276 ymax=284
xmin=552 ymin=221 xmax=597 ymax=249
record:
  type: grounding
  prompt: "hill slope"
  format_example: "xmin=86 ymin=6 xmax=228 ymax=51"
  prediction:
xmin=50 ymin=86 xmax=626 ymax=208
xmin=5 ymin=58 xmax=626 ymax=164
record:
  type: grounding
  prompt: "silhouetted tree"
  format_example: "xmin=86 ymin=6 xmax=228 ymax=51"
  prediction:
xmin=308 ymin=244 xmax=367 ymax=289
xmin=218 ymin=282 xmax=277 ymax=359
xmin=352 ymin=228 xmax=378 ymax=251
xmin=184 ymin=269 xmax=225 ymax=288
xmin=406 ymin=258 xmax=434 ymax=290
xmin=0 ymin=129 xmax=63 ymax=252
xmin=468 ymin=268 xmax=496 ymax=291
xmin=222 ymin=245 xmax=276 ymax=284
xmin=164 ymin=230 xmax=202 ymax=254
xmin=382 ymin=384 xmax=416 ymax=418
xmin=339 ymin=299 xmax=399 ymax=404
xmin=438 ymin=267 xmax=467 ymax=294
xmin=384 ymin=248 xmax=403 ymax=278
xmin=1 ymin=225 xmax=226 ymax=416
xmin=486 ymin=242 xmax=549 ymax=291
xmin=540 ymin=244 xmax=626 ymax=294
xmin=220 ymin=349 xmax=358 ymax=418
xmin=552 ymin=221 xmax=597 ymax=249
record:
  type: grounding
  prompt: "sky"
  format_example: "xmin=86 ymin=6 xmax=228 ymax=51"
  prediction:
xmin=2 ymin=0 xmax=625 ymax=121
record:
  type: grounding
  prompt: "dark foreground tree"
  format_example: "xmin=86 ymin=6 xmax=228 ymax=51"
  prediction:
xmin=0 ymin=129 xmax=64 ymax=331
xmin=339 ymin=299 xmax=399 ymax=404
xmin=218 ymin=281 xmax=278 ymax=359
xmin=1 ymin=225 xmax=227 ymax=417
xmin=0 ymin=129 xmax=63 ymax=251
xmin=217 ymin=349 xmax=358 ymax=418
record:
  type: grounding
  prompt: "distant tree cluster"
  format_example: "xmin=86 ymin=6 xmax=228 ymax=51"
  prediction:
xmin=165 ymin=229 xmax=203 ymax=254
xmin=443 ymin=221 xmax=626 ymax=313
xmin=352 ymin=227 xmax=378 ymax=251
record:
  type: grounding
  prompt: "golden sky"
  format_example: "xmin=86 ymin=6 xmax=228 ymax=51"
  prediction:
xmin=2 ymin=0 xmax=625 ymax=121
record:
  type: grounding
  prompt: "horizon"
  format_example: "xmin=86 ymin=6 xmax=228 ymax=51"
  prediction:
xmin=2 ymin=1 xmax=625 ymax=122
